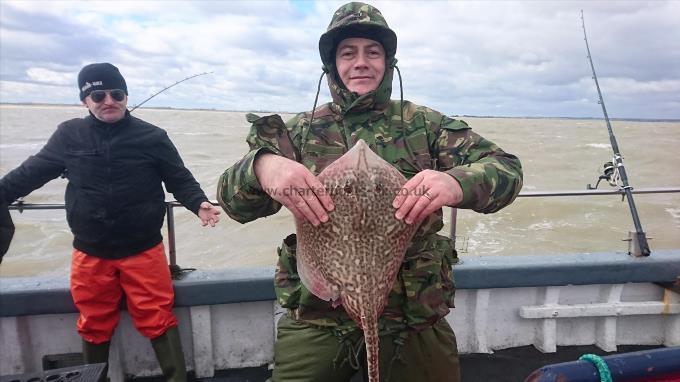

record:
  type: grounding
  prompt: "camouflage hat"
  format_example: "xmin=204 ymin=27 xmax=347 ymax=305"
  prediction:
xmin=319 ymin=2 xmax=397 ymax=69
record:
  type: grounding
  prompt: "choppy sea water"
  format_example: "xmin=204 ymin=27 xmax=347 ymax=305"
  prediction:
xmin=1 ymin=104 xmax=679 ymax=277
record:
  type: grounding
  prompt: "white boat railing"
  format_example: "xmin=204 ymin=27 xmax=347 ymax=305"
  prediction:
xmin=8 ymin=187 xmax=680 ymax=270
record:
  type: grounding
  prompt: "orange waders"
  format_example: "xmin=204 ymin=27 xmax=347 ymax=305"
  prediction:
xmin=70 ymin=242 xmax=178 ymax=343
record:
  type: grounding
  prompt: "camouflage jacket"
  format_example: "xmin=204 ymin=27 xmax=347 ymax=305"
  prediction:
xmin=217 ymin=100 xmax=523 ymax=332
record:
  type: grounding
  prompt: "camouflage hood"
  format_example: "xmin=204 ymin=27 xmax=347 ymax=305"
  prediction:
xmin=319 ymin=2 xmax=398 ymax=114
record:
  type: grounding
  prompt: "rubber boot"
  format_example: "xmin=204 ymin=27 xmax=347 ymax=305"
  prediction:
xmin=82 ymin=340 xmax=110 ymax=382
xmin=151 ymin=326 xmax=187 ymax=382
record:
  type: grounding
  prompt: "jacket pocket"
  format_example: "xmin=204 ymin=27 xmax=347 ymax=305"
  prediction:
xmin=275 ymin=234 xmax=302 ymax=309
xmin=66 ymin=148 xmax=100 ymax=155
xmin=389 ymin=129 xmax=433 ymax=177
xmin=65 ymin=148 xmax=103 ymax=178
xmin=65 ymin=193 xmax=106 ymax=243
xmin=398 ymin=234 xmax=457 ymax=327
xmin=301 ymin=142 xmax=345 ymax=174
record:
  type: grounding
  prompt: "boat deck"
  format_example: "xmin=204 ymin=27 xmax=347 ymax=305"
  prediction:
xmin=127 ymin=345 xmax=663 ymax=382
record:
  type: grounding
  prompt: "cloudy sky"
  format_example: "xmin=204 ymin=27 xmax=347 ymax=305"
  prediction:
xmin=1 ymin=0 xmax=678 ymax=119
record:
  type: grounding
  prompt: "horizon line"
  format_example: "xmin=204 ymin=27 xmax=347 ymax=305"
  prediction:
xmin=1 ymin=102 xmax=678 ymax=123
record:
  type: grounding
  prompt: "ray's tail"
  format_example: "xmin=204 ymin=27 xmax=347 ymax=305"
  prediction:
xmin=362 ymin=312 xmax=380 ymax=382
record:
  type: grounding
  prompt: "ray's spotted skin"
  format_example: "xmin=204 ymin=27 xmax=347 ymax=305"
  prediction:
xmin=296 ymin=139 xmax=419 ymax=382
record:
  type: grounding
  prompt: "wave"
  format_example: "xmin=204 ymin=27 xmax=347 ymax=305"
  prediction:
xmin=585 ymin=143 xmax=612 ymax=149
xmin=666 ymin=207 xmax=680 ymax=219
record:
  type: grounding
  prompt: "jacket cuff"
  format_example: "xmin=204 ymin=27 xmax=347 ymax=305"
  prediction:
xmin=189 ymin=196 xmax=210 ymax=215
xmin=445 ymin=167 xmax=482 ymax=209
xmin=246 ymin=147 xmax=281 ymax=191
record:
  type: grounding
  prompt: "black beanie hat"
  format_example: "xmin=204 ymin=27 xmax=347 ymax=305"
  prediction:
xmin=78 ymin=63 xmax=128 ymax=100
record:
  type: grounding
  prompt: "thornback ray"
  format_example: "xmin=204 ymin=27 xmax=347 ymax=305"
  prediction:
xmin=296 ymin=139 xmax=420 ymax=382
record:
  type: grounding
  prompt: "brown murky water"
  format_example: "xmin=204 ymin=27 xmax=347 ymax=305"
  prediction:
xmin=1 ymin=105 xmax=679 ymax=277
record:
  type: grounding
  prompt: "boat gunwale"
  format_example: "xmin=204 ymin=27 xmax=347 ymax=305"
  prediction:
xmin=1 ymin=249 xmax=679 ymax=317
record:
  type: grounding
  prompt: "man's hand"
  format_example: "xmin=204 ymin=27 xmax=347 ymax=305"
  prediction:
xmin=198 ymin=201 xmax=221 ymax=227
xmin=392 ymin=170 xmax=463 ymax=225
xmin=254 ymin=153 xmax=334 ymax=226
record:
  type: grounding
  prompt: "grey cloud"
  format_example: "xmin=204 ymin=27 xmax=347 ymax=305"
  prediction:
xmin=0 ymin=6 xmax=117 ymax=65
xmin=1 ymin=1 xmax=678 ymax=119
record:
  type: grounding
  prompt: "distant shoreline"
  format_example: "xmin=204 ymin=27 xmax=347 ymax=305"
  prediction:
xmin=0 ymin=102 xmax=293 ymax=116
xmin=1 ymin=102 xmax=678 ymax=123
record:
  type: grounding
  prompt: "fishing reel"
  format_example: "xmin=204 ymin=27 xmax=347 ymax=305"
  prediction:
xmin=587 ymin=159 xmax=621 ymax=190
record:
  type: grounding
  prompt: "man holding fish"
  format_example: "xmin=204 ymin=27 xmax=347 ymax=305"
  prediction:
xmin=218 ymin=2 xmax=522 ymax=381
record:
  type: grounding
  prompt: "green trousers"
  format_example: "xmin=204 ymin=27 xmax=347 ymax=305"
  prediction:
xmin=269 ymin=315 xmax=460 ymax=382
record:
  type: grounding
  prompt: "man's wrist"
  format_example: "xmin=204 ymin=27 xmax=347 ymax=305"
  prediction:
xmin=254 ymin=151 xmax=277 ymax=186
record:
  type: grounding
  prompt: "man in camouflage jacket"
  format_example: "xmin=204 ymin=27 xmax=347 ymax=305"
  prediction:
xmin=218 ymin=2 xmax=523 ymax=381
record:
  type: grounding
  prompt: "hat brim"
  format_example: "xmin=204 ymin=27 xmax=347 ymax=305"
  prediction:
xmin=319 ymin=23 xmax=397 ymax=68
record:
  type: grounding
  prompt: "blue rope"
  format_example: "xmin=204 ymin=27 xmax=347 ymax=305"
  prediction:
xmin=579 ymin=354 xmax=613 ymax=382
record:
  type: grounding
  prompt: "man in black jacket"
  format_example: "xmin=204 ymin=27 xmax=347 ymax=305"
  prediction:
xmin=0 ymin=63 xmax=220 ymax=382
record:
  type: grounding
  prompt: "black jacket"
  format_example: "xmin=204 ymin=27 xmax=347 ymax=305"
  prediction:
xmin=0 ymin=111 xmax=208 ymax=259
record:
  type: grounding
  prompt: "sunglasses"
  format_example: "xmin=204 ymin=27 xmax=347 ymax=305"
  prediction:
xmin=90 ymin=89 xmax=126 ymax=103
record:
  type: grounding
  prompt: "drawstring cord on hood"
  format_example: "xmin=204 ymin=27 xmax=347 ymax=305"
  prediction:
xmin=301 ymin=69 xmax=328 ymax=155
xmin=393 ymin=63 xmax=424 ymax=171
xmin=394 ymin=63 xmax=404 ymax=129
xmin=300 ymin=61 xmax=425 ymax=178
xmin=301 ymin=60 xmax=406 ymax=155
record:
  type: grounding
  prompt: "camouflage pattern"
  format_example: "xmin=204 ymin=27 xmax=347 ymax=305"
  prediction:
xmin=217 ymin=100 xmax=523 ymax=332
xmin=217 ymin=0 xmax=522 ymax=334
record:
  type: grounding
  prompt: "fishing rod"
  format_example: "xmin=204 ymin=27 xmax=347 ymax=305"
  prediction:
xmin=129 ymin=71 xmax=213 ymax=112
xmin=131 ymin=70 xmax=214 ymax=277
xmin=130 ymin=70 xmax=213 ymax=276
xmin=580 ymin=10 xmax=650 ymax=257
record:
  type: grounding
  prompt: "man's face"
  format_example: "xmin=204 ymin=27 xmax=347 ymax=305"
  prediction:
xmin=83 ymin=89 xmax=127 ymax=123
xmin=335 ymin=37 xmax=386 ymax=95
